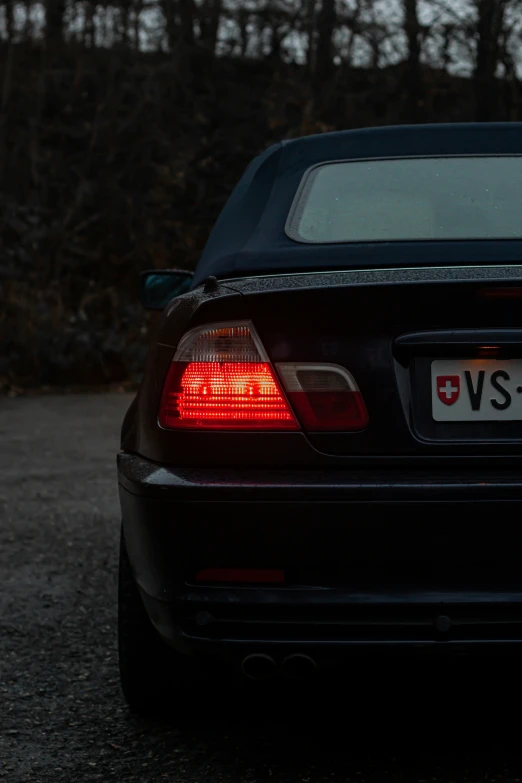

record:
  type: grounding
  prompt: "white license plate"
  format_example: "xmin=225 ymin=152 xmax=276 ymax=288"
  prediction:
xmin=431 ymin=359 xmax=522 ymax=421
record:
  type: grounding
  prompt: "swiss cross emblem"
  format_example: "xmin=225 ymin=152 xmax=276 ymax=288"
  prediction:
xmin=437 ymin=375 xmax=460 ymax=405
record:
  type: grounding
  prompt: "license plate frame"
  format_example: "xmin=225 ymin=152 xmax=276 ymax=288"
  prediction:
xmin=404 ymin=356 xmax=522 ymax=446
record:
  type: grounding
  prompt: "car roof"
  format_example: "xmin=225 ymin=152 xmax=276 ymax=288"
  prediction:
xmin=192 ymin=123 xmax=522 ymax=286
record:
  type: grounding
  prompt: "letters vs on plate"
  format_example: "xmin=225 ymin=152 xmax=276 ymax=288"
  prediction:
xmin=431 ymin=359 xmax=522 ymax=422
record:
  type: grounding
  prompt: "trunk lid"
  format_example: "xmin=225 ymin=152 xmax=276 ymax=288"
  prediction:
xmin=229 ymin=267 xmax=522 ymax=459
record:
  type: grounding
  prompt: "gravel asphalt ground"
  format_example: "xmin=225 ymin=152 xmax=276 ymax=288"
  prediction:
xmin=2 ymin=392 xmax=522 ymax=782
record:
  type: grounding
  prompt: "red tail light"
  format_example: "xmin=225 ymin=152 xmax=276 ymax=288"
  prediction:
xmin=276 ymin=363 xmax=369 ymax=431
xmin=159 ymin=322 xmax=298 ymax=430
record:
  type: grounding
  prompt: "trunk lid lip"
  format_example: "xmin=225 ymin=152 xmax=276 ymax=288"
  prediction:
xmin=221 ymin=264 xmax=522 ymax=294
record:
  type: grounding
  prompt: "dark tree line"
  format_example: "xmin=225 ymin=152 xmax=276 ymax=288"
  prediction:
xmin=2 ymin=0 xmax=522 ymax=116
xmin=2 ymin=0 xmax=522 ymax=390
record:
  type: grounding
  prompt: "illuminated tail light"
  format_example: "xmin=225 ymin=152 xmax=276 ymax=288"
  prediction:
xmin=159 ymin=322 xmax=298 ymax=430
xmin=276 ymin=363 xmax=369 ymax=432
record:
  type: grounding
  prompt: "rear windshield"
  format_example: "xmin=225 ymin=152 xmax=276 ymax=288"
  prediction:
xmin=286 ymin=156 xmax=522 ymax=243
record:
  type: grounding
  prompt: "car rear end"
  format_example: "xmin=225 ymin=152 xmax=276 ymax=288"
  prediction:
xmin=119 ymin=266 xmax=522 ymax=674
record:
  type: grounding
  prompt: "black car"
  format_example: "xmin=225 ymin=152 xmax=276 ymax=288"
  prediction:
xmin=118 ymin=122 xmax=522 ymax=714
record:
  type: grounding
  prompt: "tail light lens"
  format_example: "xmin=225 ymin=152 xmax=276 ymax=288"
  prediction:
xmin=158 ymin=322 xmax=298 ymax=430
xmin=276 ymin=363 xmax=369 ymax=431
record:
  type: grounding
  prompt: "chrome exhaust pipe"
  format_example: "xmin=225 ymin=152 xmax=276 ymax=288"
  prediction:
xmin=281 ymin=654 xmax=317 ymax=679
xmin=241 ymin=653 xmax=276 ymax=681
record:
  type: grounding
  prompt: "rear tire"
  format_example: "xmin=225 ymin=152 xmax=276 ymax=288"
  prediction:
xmin=118 ymin=527 xmax=195 ymax=716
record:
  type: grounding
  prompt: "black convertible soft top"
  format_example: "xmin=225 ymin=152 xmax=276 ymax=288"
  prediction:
xmin=192 ymin=123 xmax=522 ymax=286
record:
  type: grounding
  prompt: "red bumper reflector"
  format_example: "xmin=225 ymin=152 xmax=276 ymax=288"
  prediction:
xmin=195 ymin=568 xmax=285 ymax=584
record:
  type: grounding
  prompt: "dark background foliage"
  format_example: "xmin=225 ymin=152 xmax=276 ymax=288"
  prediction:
xmin=1 ymin=0 xmax=521 ymax=390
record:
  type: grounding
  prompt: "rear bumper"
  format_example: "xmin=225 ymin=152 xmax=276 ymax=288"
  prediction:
xmin=118 ymin=453 xmax=522 ymax=658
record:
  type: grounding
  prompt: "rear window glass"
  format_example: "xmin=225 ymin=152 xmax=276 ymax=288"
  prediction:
xmin=286 ymin=156 xmax=522 ymax=243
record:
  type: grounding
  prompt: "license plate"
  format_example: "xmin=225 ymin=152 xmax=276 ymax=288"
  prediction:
xmin=431 ymin=359 xmax=522 ymax=421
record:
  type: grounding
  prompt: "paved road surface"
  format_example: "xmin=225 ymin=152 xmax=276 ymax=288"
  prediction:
xmin=1 ymin=393 xmax=521 ymax=782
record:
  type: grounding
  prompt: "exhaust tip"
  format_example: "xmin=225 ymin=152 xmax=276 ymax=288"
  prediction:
xmin=281 ymin=654 xmax=317 ymax=679
xmin=241 ymin=653 xmax=276 ymax=681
